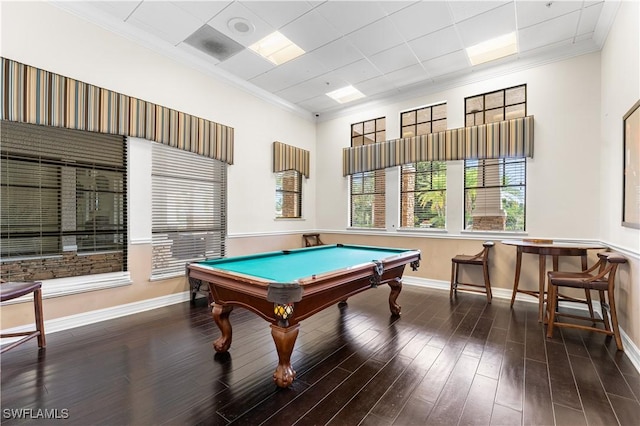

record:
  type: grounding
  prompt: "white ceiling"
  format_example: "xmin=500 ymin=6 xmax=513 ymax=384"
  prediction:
xmin=53 ymin=1 xmax=617 ymax=119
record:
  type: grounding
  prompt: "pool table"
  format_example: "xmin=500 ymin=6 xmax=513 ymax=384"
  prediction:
xmin=186 ymin=244 xmax=421 ymax=387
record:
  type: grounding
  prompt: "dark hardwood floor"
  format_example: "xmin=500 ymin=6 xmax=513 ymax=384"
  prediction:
xmin=2 ymin=284 xmax=639 ymax=425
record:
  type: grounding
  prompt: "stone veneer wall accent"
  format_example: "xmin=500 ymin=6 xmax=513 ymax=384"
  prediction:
xmin=472 ymin=215 xmax=506 ymax=231
xmin=1 ymin=252 xmax=124 ymax=282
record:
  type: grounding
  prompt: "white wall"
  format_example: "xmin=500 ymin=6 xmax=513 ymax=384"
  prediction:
xmin=0 ymin=1 xmax=317 ymax=237
xmin=316 ymin=53 xmax=603 ymax=239
xmin=600 ymin=0 xmax=640 ymax=252
xmin=599 ymin=0 xmax=640 ymax=351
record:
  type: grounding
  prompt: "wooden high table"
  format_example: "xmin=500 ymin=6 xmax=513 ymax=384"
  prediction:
xmin=501 ymin=240 xmax=606 ymax=322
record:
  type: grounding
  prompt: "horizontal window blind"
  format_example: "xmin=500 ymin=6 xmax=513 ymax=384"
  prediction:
xmin=401 ymin=161 xmax=447 ymax=229
xmin=1 ymin=120 xmax=126 ymax=262
xmin=464 ymin=158 xmax=526 ymax=231
xmin=151 ymin=142 xmax=226 ymax=277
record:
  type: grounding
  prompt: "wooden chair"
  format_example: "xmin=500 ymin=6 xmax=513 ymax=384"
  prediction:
xmin=546 ymin=252 xmax=627 ymax=350
xmin=0 ymin=281 xmax=46 ymax=353
xmin=303 ymin=233 xmax=324 ymax=247
xmin=450 ymin=241 xmax=494 ymax=303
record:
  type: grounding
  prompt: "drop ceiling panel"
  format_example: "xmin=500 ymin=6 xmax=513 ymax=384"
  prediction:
xmin=279 ymin=9 xmax=341 ymax=52
xmin=298 ymin=95 xmax=340 ymax=113
xmin=369 ymin=44 xmax=420 ymax=74
xmin=385 ymin=63 xmax=429 ymax=88
xmin=127 ymin=1 xmax=203 ymax=45
xmin=307 ymin=38 xmax=365 ymax=71
xmin=408 ymin=26 xmax=464 ymax=62
xmin=332 ymin=59 xmax=383 ymax=84
xmin=277 ymin=73 xmax=350 ymax=104
xmin=422 ymin=50 xmax=470 ymax=78
xmin=356 ymin=75 xmax=399 ymax=97
xmin=240 ymin=1 xmax=314 ymax=29
xmin=346 ymin=17 xmax=406 ymax=57
xmin=515 ymin=0 xmax=582 ymax=29
xmin=389 ymin=2 xmax=454 ymax=42
xmin=171 ymin=1 xmax=231 ymax=23
xmin=456 ymin=2 xmax=517 ymax=46
xmin=518 ymin=11 xmax=581 ymax=52
xmin=314 ymin=1 xmax=388 ymax=36
xmin=91 ymin=1 xmax=141 ymax=21
xmin=577 ymin=2 xmax=605 ymax=36
xmin=448 ymin=1 xmax=510 ymax=23
xmin=216 ymin=49 xmax=274 ymax=80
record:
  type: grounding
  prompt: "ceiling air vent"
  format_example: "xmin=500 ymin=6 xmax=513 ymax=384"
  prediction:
xmin=184 ymin=24 xmax=244 ymax=62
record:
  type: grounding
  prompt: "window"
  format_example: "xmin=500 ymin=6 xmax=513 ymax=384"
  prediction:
xmin=400 ymin=103 xmax=447 ymax=229
xmin=275 ymin=170 xmax=302 ymax=218
xmin=464 ymin=85 xmax=526 ymax=231
xmin=350 ymin=118 xmax=386 ymax=228
xmin=0 ymin=121 xmax=127 ymax=280
xmin=151 ymin=142 xmax=226 ymax=278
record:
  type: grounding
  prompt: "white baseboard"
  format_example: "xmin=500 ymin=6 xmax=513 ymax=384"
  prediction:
xmin=403 ymin=276 xmax=640 ymax=374
xmin=3 ymin=279 xmax=639 ymax=376
xmin=1 ymin=291 xmax=190 ymax=343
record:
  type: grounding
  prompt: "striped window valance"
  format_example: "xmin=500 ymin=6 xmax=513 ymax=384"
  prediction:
xmin=273 ymin=141 xmax=310 ymax=178
xmin=1 ymin=57 xmax=234 ymax=164
xmin=342 ymin=115 xmax=534 ymax=176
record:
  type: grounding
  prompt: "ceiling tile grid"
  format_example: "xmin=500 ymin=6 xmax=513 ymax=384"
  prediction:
xmin=52 ymin=0 xmax=614 ymax=116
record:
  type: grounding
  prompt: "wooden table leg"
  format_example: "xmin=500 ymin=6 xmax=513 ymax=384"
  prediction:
xmin=510 ymin=248 xmax=523 ymax=307
xmin=538 ymin=254 xmax=547 ymax=322
xmin=212 ymin=303 xmax=234 ymax=352
xmin=271 ymin=323 xmax=300 ymax=388
xmin=388 ymin=278 xmax=402 ymax=316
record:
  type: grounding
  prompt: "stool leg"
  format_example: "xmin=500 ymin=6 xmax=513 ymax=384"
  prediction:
xmin=510 ymin=249 xmax=523 ymax=307
xmin=483 ymin=262 xmax=492 ymax=303
xmin=450 ymin=261 xmax=457 ymax=299
xmin=599 ymin=290 xmax=611 ymax=332
xmin=607 ymin=289 xmax=623 ymax=350
xmin=33 ymin=288 xmax=46 ymax=348
xmin=546 ymin=282 xmax=558 ymax=338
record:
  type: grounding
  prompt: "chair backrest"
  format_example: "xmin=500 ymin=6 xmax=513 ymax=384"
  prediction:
xmin=303 ymin=233 xmax=324 ymax=247
xmin=590 ymin=252 xmax=626 ymax=289
xmin=480 ymin=241 xmax=494 ymax=260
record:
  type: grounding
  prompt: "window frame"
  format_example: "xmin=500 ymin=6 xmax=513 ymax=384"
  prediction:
xmin=275 ymin=169 xmax=303 ymax=219
xmin=463 ymin=84 xmax=527 ymax=232
xmin=399 ymin=103 xmax=448 ymax=230
xmin=349 ymin=117 xmax=386 ymax=229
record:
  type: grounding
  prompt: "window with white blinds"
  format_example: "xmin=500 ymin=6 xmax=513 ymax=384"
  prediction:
xmin=1 ymin=120 xmax=127 ymax=277
xmin=151 ymin=142 xmax=226 ymax=278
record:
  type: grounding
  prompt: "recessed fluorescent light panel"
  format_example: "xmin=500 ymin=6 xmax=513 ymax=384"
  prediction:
xmin=326 ymin=85 xmax=365 ymax=104
xmin=466 ymin=32 xmax=518 ymax=66
xmin=249 ymin=31 xmax=305 ymax=65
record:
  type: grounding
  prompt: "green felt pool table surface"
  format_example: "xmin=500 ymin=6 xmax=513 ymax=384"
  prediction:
xmin=195 ymin=244 xmax=412 ymax=283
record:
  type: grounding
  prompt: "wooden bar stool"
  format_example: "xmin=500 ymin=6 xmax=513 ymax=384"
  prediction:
xmin=546 ymin=252 xmax=627 ymax=350
xmin=450 ymin=241 xmax=494 ymax=303
xmin=303 ymin=233 xmax=324 ymax=247
xmin=0 ymin=281 xmax=46 ymax=353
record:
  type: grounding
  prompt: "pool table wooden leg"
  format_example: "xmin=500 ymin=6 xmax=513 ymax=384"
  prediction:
xmin=212 ymin=303 xmax=234 ymax=352
xmin=388 ymin=278 xmax=402 ymax=316
xmin=270 ymin=323 xmax=299 ymax=388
